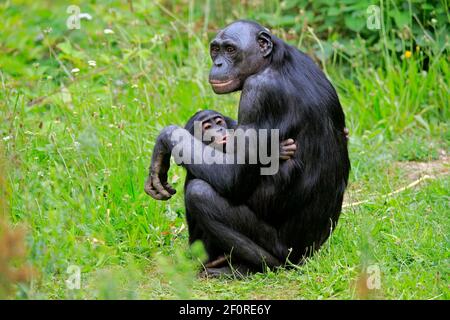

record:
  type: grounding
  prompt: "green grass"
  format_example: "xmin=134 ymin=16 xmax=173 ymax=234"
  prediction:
xmin=0 ymin=1 xmax=448 ymax=299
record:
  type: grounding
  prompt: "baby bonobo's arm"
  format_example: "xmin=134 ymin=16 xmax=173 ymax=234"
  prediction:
xmin=279 ymin=138 xmax=297 ymax=160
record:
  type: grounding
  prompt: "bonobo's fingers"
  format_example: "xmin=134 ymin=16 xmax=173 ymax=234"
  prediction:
xmin=144 ymin=174 xmax=172 ymax=200
xmin=151 ymin=174 xmax=173 ymax=199
xmin=280 ymin=138 xmax=295 ymax=146
xmin=344 ymin=127 xmax=350 ymax=140
xmin=144 ymin=178 xmax=168 ymax=200
xmin=282 ymin=144 xmax=297 ymax=152
xmin=279 ymin=138 xmax=297 ymax=160
xmin=280 ymin=139 xmax=297 ymax=151
xmin=144 ymin=177 xmax=152 ymax=195
xmin=162 ymin=181 xmax=177 ymax=195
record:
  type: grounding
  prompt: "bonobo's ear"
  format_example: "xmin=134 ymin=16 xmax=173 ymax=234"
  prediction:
xmin=257 ymin=30 xmax=273 ymax=57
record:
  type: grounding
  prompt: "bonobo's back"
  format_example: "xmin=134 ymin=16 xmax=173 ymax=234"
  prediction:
xmin=244 ymin=26 xmax=350 ymax=262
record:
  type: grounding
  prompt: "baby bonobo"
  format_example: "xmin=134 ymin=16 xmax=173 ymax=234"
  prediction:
xmin=184 ymin=110 xmax=296 ymax=158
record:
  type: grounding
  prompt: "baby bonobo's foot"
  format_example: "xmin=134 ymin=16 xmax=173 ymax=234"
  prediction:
xmin=199 ymin=264 xmax=252 ymax=279
xmin=280 ymin=138 xmax=297 ymax=160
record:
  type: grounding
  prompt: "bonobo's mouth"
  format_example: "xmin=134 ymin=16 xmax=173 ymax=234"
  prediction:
xmin=211 ymin=134 xmax=228 ymax=146
xmin=216 ymin=135 xmax=228 ymax=145
xmin=209 ymin=78 xmax=239 ymax=93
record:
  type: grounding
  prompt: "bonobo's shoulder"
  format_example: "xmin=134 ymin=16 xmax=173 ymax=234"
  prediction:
xmin=244 ymin=68 xmax=279 ymax=91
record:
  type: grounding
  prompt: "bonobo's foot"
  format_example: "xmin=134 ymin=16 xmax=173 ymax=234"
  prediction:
xmin=205 ymin=255 xmax=228 ymax=268
xmin=199 ymin=264 xmax=252 ymax=279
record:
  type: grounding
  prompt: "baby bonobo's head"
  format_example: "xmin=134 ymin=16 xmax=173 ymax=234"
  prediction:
xmin=184 ymin=110 xmax=229 ymax=150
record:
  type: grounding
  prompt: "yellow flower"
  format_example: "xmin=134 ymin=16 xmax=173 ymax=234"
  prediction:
xmin=405 ymin=50 xmax=412 ymax=59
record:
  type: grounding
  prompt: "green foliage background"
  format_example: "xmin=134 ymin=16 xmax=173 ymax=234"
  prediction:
xmin=0 ymin=0 xmax=448 ymax=299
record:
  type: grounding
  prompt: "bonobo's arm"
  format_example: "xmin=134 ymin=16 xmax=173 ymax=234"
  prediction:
xmin=144 ymin=129 xmax=177 ymax=200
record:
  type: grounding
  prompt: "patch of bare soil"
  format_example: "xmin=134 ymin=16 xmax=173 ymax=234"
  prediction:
xmin=343 ymin=151 xmax=449 ymax=208
xmin=394 ymin=152 xmax=449 ymax=181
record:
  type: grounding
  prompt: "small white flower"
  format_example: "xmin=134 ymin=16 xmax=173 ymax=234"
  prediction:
xmin=104 ymin=28 xmax=114 ymax=34
xmin=131 ymin=84 xmax=138 ymax=88
xmin=74 ymin=141 xmax=81 ymax=148
xmin=2 ymin=136 xmax=11 ymax=141
xmin=88 ymin=60 xmax=96 ymax=67
xmin=150 ymin=34 xmax=162 ymax=45
xmin=71 ymin=68 xmax=80 ymax=73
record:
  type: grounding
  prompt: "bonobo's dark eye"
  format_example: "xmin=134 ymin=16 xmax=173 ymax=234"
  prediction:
xmin=226 ymin=46 xmax=236 ymax=54
xmin=210 ymin=45 xmax=220 ymax=55
xmin=203 ymin=122 xmax=212 ymax=131
xmin=215 ymin=118 xmax=224 ymax=126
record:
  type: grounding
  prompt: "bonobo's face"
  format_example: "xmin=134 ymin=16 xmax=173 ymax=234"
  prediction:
xmin=201 ymin=115 xmax=228 ymax=149
xmin=209 ymin=21 xmax=273 ymax=94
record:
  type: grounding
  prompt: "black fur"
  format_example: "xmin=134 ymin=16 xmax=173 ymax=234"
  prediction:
xmin=146 ymin=20 xmax=350 ymax=272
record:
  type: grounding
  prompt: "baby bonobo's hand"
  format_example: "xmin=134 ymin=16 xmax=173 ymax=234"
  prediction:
xmin=344 ymin=127 xmax=350 ymax=140
xmin=280 ymin=138 xmax=297 ymax=160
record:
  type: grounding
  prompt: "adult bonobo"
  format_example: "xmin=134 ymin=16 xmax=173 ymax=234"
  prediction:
xmin=145 ymin=20 xmax=350 ymax=276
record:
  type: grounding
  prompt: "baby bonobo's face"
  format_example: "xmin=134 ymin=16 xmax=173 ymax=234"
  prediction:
xmin=202 ymin=116 xmax=228 ymax=150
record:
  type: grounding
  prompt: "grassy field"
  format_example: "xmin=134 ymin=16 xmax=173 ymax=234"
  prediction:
xmin=0 ymin=1 xmax=448 ymax=299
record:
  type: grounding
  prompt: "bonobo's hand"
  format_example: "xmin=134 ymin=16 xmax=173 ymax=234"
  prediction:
xmin=279 ymin=138 xmax=297 ymax=160
xmin=144 ymin=127 xmax=177 ymax=200
xmin=344 ymin=127 xmax=350 ymax=141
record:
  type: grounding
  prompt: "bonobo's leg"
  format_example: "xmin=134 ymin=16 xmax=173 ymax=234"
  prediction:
xmin=185 ymin=181 xmax=227 ymax=264
xmin=185 ymin=179 xmax=288 ymax=272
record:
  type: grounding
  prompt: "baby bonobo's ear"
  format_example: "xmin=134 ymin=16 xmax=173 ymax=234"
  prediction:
xmin=279 ymin=138 xmax=297 ymax=160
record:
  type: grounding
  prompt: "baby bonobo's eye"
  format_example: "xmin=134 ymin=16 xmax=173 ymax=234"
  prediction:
xmin=215 ymin=117 xmax=225 ymax=126
xmin=203 ymin=122 xmax=212 ymax=131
